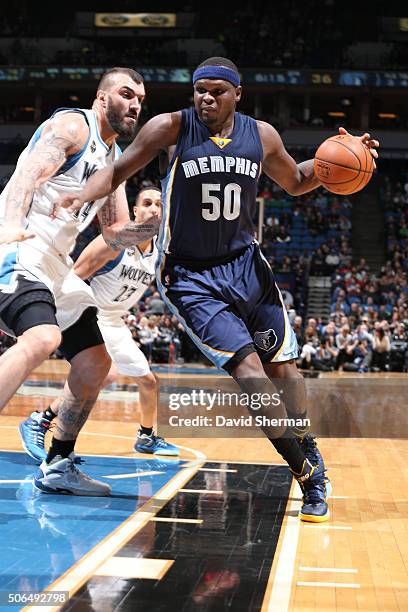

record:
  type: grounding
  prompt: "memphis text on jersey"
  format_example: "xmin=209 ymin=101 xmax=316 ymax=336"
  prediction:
xmin=181 ymin=155 xmax=259 ymax=179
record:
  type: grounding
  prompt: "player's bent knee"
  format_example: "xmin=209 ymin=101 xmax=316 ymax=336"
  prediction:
xmin=265 ymin=359 xmax=302 ymax=379
xmin=20 ymin=325 xmax=61 ymax=359
xmin=137 ymin=372 xmax=157 ymax=392
xmin=70 ymin=346 xmax=112 ymax=392
xmin=103 ymin=371 xmax=117 ymax=387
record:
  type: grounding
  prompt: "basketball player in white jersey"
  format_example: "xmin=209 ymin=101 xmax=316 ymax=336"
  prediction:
xmin=20 ymin=186 xmax=179 ymax=461
xmin=0 ymin=67 xmax=160 ymax=495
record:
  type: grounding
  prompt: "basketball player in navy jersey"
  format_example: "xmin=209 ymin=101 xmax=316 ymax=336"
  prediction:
xmin=54 ymin=57 xmax=379 ymax=520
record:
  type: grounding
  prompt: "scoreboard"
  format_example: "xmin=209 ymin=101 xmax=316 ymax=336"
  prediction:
xmin=1 ymin=66 xmax=408 ymax=88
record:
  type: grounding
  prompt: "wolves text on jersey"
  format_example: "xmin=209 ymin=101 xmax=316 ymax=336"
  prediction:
xmin=119 ymin=264 xmax=154 ymax=286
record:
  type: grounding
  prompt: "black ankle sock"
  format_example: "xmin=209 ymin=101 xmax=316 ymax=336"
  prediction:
xmin=286 ymin=409 xmax=310 ymax=438
xmin=46 ymin=438 xmax=75 ymax=463
xmin=42 ymin=407 xmax=57 ymax=422
xmin=269 ymin=430 xmax=306 ymax=473
xmin=139 ymin=425 xmax=153 ymax=437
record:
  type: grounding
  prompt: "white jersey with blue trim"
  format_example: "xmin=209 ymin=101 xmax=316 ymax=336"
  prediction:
xmin=0 ymin=108 xmax=121 ymax=260
xmin=90 ymin=241 xmax=157 ymax=324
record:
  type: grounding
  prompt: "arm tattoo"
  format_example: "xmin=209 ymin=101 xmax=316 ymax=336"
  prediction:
xmin=100 ymin=188 xmax=160 ymax=250
xmin=105 ymin=221 xmax=159 ymax=250
xmin=99 ymin=192 xmax=118 ymax=227
xmin=4 ymin=122 xmax=80 ymax=227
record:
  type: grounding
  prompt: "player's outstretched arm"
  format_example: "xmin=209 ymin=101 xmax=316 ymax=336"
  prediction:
xmin=74 ymin=234 xmax=121 ymax=280
xmin=97 ymin=184 xmax=160 ymax=249
xmin=257 ymin=121 xmax=321 ymax=196
xmin=54 ymin=112 xmax=181 ymax=216
xmin=0 ymin=112 xmax=89 ymax=244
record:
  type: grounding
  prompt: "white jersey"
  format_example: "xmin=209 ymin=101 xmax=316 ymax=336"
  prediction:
xmin=91 ymin=241 xmax=158 ymax=325
xmin=0 ymin=108 xmax=120 ymax=261
xmin=0 ymin=108 xmax=121 ymax=334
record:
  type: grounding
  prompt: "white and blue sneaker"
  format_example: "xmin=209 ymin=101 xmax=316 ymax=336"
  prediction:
xmin=34 ymin=453 xmax=111 ymax=496
xmin=134 ymin=432 xmax=180 ymax=456
xmin=19 ymin=411 xmax=51 ymax=463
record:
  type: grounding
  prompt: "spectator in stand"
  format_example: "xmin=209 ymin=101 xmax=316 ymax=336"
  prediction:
xmin=325 ymin=249 xmax=340 ymax=274
xmin=356 ymin=323 xmax=374 ymax=348
xmin=265 ymin=212 xmax=280 ymax=228
xmin=377 ymin=303 xmax=392 ymax=322
xmin=322 ymin=320 xmax=337 ymax=343
xmin=259 ymin=186 xmax=272 ymax=199
xmin=276 ymin=225 xmax=291 ymax=243
xmin=348 ymin=302 xmax=362 ymax=328
xmin=145 ymin=291 xmax=166 ymax=316
xmin=304 ymin=323 xmax=320 ymax=348
xmin=314 ymin=337 xmax=338 ymax=371
xmin=335 ymin=324 xmax=356 ymax=370
xmin=353 ymin=339 xmax=371 ymax=372
xmin=292 ymin=315 xmax=304 ymax=347
xmin=136 ymin=316 xmax=157 ymax=363
xmin=366 ymin=305 xmax=379 ymax=324
xmin=311 ymin=248 xmax=326 ymax=275
xmin=280 ymin=256 xmax=291 ymax=273
xmin=371 ymin=327 xmax=391 ymax=371
xmin=154 ymin=315 xmax=181 ymax=362
xmin=299 ymin=340 xmax=317 ymax=370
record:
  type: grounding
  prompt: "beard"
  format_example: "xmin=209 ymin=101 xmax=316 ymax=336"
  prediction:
xmin=106 ymin=97 xmax=138 ymax=140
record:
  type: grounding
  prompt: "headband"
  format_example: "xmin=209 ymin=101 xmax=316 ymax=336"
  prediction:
xmin=192 ymin=65 xmax=240 ymax=87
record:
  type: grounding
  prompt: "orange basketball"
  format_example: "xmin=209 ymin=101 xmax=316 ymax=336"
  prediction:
xmin=314 ymin=134 xmax=374 ymax=195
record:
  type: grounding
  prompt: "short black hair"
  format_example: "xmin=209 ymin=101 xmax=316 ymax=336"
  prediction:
xmin=134 ymin=185 xmax=161 ymax=206
xmin=196 ymin=57 xmax=239 ymax=74
xmin=98 ymin=67 xmax=144 ymax=91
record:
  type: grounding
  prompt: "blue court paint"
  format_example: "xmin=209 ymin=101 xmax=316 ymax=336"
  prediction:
xmin=0 ymin=451 xmax=183 ymax=610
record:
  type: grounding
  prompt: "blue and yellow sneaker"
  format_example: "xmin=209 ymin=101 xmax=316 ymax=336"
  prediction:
xmin=134 ymin=431 xmax=180 ymax=456
xmin=291 ymin=458 xmax=331 ymax=522
xmin=19 ymin=411 xmax=51 ymax=464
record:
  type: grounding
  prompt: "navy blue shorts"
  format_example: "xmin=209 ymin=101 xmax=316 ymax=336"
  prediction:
xmin=158 ymin=242 xmax=298 ymax=369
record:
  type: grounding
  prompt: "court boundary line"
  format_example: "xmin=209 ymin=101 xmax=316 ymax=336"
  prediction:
xmin=260 ymin=479 xmax=302 ymax=612
xmin=22 ymin=446 xmax=206 ymax=612
xmin=4 ymin=427 xmax=301 ymax=609
xmin=0 ymin=427 xmax=286 ymax=468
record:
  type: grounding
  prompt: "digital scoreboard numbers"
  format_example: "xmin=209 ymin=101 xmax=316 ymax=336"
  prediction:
xmin=1 ymin=67 xmax=408 ymax=87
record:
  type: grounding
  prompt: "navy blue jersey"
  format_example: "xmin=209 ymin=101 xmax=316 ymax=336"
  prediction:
xmin=160 ymin=107 xmax=263 ymax=262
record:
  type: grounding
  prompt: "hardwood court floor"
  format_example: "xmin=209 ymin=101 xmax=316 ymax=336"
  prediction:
xmin=0 ymin=361 xmax=407 ymax=611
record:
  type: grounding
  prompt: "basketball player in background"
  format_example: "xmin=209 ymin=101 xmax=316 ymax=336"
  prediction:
xmin=20 ymin=186 xmax=179 ymax=463
xmin=0 ymin=67 xmax=160 ymax=495
xmin=53 ymin=57 xmax=379 ymax=519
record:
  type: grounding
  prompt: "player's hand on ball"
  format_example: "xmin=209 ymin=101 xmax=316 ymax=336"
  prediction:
xmin=0 ymin=225 xmax=35 ymax=245
xmin=51 ymin=192 xmax=84 ymax=219
xmin=338 ymin=127 xmax=379 ymax=168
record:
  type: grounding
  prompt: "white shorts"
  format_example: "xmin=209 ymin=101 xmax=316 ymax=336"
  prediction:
xmin=0 ymin=240 xmax=96 ymax=333
xmin=97 ymin=317 xmax=151 ymax=378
